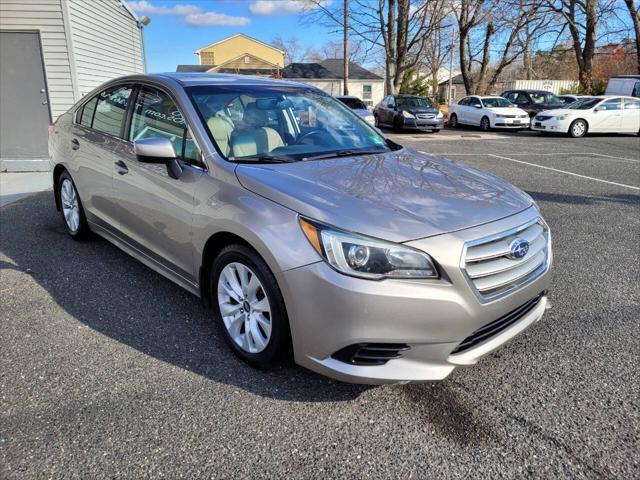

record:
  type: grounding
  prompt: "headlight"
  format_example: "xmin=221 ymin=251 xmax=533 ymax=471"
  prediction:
xmin=495 ymin=114 xmax=506 ymax=118
xmin=401 ymin=110 xmax=415 ymax=119
xmin=299 ymin=218 xmax=439 ymax=280
xmin=554 ymin=114 xmax=569 ymax=120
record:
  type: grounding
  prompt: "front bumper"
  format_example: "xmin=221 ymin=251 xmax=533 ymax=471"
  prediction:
xmin=494 ymin=118 xmax=530 ymax=128
xmin=402 ymin=117 xmax=444 ymax=130
xmin=531 ymin=119 xmax=568 ymax=132
xmin=276 ymin=207 xmax=552 ymax=384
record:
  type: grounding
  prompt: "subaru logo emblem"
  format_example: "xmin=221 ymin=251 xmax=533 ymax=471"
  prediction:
xmin=509 ymin=238 xmax=530 ymax=259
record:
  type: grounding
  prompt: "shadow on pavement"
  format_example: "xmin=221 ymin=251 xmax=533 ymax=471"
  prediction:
xmin=527 ymin=190 xmax=640 ymax=206
xmin=0 ymin=192 xmax=373 ymax=403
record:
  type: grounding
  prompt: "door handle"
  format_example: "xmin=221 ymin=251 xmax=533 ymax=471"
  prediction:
xmin=114 ymin=160 xmax=129 ymax=175
xmin=71 ymin=138 xmax=80 ymax=150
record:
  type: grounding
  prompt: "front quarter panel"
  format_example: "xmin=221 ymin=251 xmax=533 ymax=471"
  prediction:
xmin=191 ymin=160 xmax=321 ymax=277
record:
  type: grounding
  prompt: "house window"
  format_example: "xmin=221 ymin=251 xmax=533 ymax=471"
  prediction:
xmin=362 ymin=84 xmax=372 ymax=107
xmin=244 ymin=55 xmax=251 ymax=64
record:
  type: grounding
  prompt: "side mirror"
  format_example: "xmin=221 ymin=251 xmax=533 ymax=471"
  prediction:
xmin=474 ymin=104 xmax=482 ymax=109
xmin=134 ymin=137 xmax=182 ymax=179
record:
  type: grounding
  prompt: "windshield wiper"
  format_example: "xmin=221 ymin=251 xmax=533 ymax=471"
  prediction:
xmin=231 ymin=155 xmax=293 ymax=164
xmin=301 ymin=149 xmax=387 ymax=162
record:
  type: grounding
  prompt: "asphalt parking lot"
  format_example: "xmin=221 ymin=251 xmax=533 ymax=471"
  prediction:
xmin=1 ymin=127 xmax=639 ymax=478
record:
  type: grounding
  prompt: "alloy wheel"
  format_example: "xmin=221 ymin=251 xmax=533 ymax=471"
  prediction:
xmin=217 ymin=262 xmax=272 ymax=354
xmin=481 ymin=117 xmax=490 ymax=131
xmin=60 ymin=178 xmax=80 ymax=232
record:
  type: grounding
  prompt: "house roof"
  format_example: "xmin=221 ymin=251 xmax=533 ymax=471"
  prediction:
xmin=195 ymin=33 xmax=284 ymax=55
xmin=438 ymin=73 xmax=465 ymax=85
xmin=281 ymin=63 xmax=336 ymax=79
xmin=319 ymin=59 xmax=383 ymax=80
xmin=176 ymin=65 xmax=213 ymax=73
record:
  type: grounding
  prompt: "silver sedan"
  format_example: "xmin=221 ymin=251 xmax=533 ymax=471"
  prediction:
xmin=48 ymin=73 xmax=552 ymax=384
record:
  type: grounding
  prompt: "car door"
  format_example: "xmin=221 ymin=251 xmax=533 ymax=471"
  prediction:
xmin=590 ymin=98 xmax=623 ymax=132
xmin=455 ymin=97 xmax=469 ymax=123
xmin=468 ymin=97 xmax=484 ymax=125
xmin=622 ymin=97 xmax=640 ymax=132
xmin=70 ymin=84 xmax=133 ymax=231
xmin=112 ymin=84 xmax=204 ymax=282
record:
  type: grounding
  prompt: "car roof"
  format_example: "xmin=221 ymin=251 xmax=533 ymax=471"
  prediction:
xmin=149 ymin=72 xmax=314 ymax=89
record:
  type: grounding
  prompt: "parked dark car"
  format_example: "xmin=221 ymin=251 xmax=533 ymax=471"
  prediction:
xmin=501 ymin=90 xmax=565 ymax=117
xmin=374 ymin=94 xmax=444 ymax=132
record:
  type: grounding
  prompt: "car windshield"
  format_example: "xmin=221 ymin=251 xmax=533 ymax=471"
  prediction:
xmin=481 ymin=97 xmax=513 ymax=108
xmin=187 ymin=85 xmax=391 ymax=162
xmin=397 ymin=97 xmax=432 ymax=108
xmin=567 ymin=98 xmax=600 ymax=109
xmin=337 ymin=97 xmax=368 ymax=110
xmin=530 ymin=92 xmax=561 ymax=104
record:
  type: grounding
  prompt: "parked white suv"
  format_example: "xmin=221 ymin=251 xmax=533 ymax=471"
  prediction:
xmin=449 ymin=96 xmax=530 ymax=131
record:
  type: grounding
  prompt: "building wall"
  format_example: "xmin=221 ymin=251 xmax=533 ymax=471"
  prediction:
xmin=288 ymin=79 xmax=384 ymax=107
xmin=501 ymin=79 xmax=578 ymax=94
xmin=0 ymin=0 xmax=73 ymax=120
xmin=67 ymin=0 xmax=144 ymax=98
xmin=213 ymin=54 xmax=277 ymax=71
xmin=198 ymin=35 xmax=284 ymax=68
xmin=0 ymin=0 xmax=144 ymax=120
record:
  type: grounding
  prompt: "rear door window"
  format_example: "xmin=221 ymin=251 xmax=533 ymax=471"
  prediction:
xmin=92 ymin=85 xmax=132 ymax=137
xmin=79 ymin=97 xmax=98 ymax=127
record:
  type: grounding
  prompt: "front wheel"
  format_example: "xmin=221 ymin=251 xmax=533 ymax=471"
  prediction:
xmin=57 ymin=171 xmax=90 ymax=239
xmin=568 ymin=119 xmax=587 ymax=138
xmin=211 ymin=245 xmax=291 ymax=369
xmin=480 ymin=116 xmax=491 ymax=131
xmin=449 ymin=113 xmax=458 ymax=128
xmin=393 ymin=117 xmax=403 ymax=132
xmin=432 ymin=129 xmax=441 ymax=133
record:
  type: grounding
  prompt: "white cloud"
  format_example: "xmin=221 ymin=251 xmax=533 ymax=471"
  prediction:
xmin=126 ymin=1 xmax=250 ymax=26
xmin=249 ymin=0 xmax=330 ymax=16
xmin=126 ymin=1 xmax=201 ymax=15
xmin=185 ymin=12 xmax=251 ymax=27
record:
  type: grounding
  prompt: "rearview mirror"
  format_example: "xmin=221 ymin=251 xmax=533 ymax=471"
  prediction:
xmin=134 ymin=137 xmax=182 ymax=179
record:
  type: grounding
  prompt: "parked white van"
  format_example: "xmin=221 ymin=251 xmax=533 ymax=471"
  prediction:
xmin=605 ymin=75 xmax=640 ymax=98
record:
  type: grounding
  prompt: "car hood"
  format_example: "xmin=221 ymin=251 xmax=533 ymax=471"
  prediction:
xmin=486 ymin=107 xmax=528 ymax=116
xmin=353 ymin=109 xmax=373 ymax=118
xmin=235 ymin=149 xmax=533 ymax=242
xmin=403 ymin=107 xmax=439 ymax=115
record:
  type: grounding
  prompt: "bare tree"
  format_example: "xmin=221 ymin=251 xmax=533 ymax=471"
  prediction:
xmin=623 ymin=0 xmax=640 ymax=73
xmin=271 ymin=36 xmax=304 ymax=65
xmin=306 ymin=0 xmax=450 ymax=94
xmin=303 ymin=39 xmax=368 ymax=64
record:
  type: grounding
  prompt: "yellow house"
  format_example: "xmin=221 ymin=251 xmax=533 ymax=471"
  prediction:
xmin=192 ymin=34 xmax=284 ymax=74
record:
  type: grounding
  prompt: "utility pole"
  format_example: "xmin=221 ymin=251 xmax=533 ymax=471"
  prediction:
xmin=343 ymin=0 xmax=349 ymax=95
xmin=447 ymin=24 xmax=456 ymax=106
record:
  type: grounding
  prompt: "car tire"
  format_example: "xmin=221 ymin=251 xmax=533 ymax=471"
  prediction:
xmin=57 ymin=170 xmax=91 ymax=240
xmin=432 ymin=129 xmax=440 ymax=133
xmin=449 ymin=113 xmax=458 ymax=128
xmin=480 ymin=116 xmax=491 ymax=131
xmin=210 ymin=244 xmax=291 ymax=370
xmin=568 ymin=119 xmax=587 ymax=138
xmin=374 ymin=114 xmax=380 ymax=128
xmin=393 ymin=117 xmax=403 ymax=132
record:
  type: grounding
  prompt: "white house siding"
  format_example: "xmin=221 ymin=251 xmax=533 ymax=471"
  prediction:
xmin=67 ymin=0 xmax=144 ymax=98
xmin=0 ymin=0 xmax=74 ymax=120
xmin=501 ymin=79 xmax=579 ymax=94
xmin=286 ymin=79 xmax=384 ymax=107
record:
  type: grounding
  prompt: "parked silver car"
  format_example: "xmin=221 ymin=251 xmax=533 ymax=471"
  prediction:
xmin=49 ymin=73 xmax=552 ymax=384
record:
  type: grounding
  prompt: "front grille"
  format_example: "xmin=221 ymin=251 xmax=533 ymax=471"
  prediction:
xmin=332 ymin=343 xmax=410 ymax=366
xmin=451 ymin=293 xmax=543 ymax=354
xmin=461 ymin=218 xmax=550 ymax=301
xmin=536 ymin=115 xmax=553 ymax=121
xmin=416 ymin=113 xmax=435 ymax=119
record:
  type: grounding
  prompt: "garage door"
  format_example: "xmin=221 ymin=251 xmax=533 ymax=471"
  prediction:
xmin=0 ymin=31 xmax=51 ymax=161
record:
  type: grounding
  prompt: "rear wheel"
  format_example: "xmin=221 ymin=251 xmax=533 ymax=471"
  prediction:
xmin=57 ymin=171 xmax=90 ymax=240
xmin=210 ymin=245 xmax=290 ymax=369
xmin=480 ymin=116 xmax=491 ymax=131
xmin=449 ymin=113 xmax=458 ymax=128
xmin=568 ymin=119 xmax=587 ymax=138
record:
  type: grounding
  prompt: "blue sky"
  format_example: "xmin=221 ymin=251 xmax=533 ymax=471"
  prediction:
xmin=126 ymin=0 xmax=337 ymax=72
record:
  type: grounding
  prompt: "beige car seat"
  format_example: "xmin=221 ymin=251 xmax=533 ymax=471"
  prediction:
xmin=229 ymin=103 xmax=284 ymax=157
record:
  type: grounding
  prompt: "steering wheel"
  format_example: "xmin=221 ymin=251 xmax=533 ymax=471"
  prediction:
xmin=294 ymin=130 xmax=325 ymax=145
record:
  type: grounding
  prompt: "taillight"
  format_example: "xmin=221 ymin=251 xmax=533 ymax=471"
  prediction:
xmin=48 ymin=124 xmax=55 ymax=136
